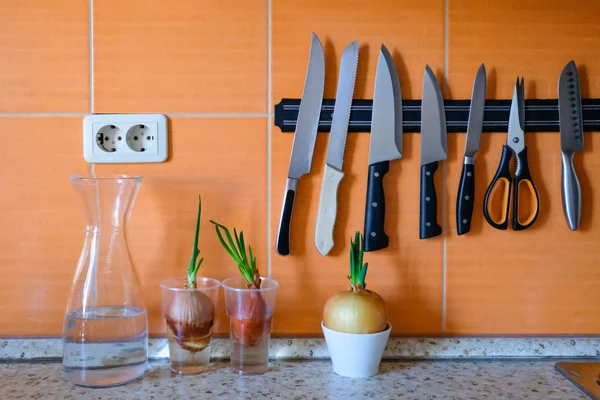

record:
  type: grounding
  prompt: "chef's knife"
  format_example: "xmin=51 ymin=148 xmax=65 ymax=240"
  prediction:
xmin=456 ymin=64 xmax=486 ymax=235
xmin=420 ymin=65 xmax=447 ymax=239
xmin=363 ymin=44 xmax=402 ymax=252
xmin=558 ymin=60 xmax=584 ymax=231
xmin=276 ymin=33 xmax=325 ymax=256
xmin=314 ymin=41 xmax=359 ymax=256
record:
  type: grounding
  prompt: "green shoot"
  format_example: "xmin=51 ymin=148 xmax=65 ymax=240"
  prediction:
xmin=349 ymin=231 xmax=368 ymax=288
xmin=210 ymin=220 xmax=261 ymax=289
xmin=187 ymin=196 xmax=204 ymax=289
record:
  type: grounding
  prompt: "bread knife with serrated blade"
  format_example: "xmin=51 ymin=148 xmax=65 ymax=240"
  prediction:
xmin=558 ymin=60 xmax=584 ymax=231
xmin=314 ymin=41 xmax=359 ymax=256
xmin=276 ymin=33 xmax=325 ymax=256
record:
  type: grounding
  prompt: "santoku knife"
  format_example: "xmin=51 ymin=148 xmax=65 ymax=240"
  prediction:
xmin=363 ymin=44 xmax=402 ymax=252
xmin=314 ymin=41 xmax=359 ymax=256
xmin=276 ymin=33 xmax=325 ymax=256
xmin=456 ymin=64 xmax=486 ymax=235
xmin=420 ymin=65 xmax=447 ymax=239
xmin=558 ymin=60 xmax=584 ymax=231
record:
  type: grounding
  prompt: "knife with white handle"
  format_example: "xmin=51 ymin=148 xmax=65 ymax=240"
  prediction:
xmin=314 ymin=41 xmax=359 ymax=256
xmin=558 ymin=60 xmax=584 ymax=231
xmin=276 ymin=33 xmax=325 ymax=256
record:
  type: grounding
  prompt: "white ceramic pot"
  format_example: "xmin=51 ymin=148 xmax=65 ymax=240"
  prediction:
xmin=321 ymin=321 xmax=391 ymax=378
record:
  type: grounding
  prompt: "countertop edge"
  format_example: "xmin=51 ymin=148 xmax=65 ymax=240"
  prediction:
xmin=1 ymin=336 xmax=599 ymax=361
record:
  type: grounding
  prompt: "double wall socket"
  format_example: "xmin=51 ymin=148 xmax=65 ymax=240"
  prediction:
xmin=83 ymin=114 xmax=168 ymax=163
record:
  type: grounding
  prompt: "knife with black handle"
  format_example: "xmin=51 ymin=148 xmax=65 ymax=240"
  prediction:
xmin=276 ymin=33 xmax=325 ymax=256
xmin=456 ymin=64 xmax=486 ymax=235
xmin=363 ymin=44 xmax=402 ymax=252
xmin=364 ymin=160 xmax=390 ymax=250
xmin=420 ymin=161 xmax=442 ymax=238
xmin=419 ymin=65 xmax=447 ymax=240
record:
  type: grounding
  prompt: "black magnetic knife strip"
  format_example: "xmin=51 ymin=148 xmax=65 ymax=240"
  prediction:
xmin=274 ymin=98 xmax=600 ymax=133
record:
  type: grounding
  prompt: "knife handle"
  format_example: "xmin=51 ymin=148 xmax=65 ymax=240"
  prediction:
xmin=561 ymin=151 xmax=581 ymax=231
xmin=456 ymin=157 xmax=475 ymax=235
xmin=420 ymin=161 xmax=442 ymax=239
xmin=315 ymin=164 xmax=344 ymax=256
xmin=276 ymin=178 xmax=298 ymax=256
xmin=364 ymin=161 xmax=389 ymax=252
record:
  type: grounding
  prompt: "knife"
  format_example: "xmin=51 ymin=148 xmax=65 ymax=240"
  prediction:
xmin=314 ymin=41 xmax=359 ymax=256
xmin=558 ymin=60 xmax=584 ymax=231
xmin=276 ymin=33 xmax=325 ymax=256
xmin=420 ymin=65 xmax=447 ymax=239
xmin=363 ymin=44 xmax=402 ymax=252
xmin=456 ymin=64 xmax=486 ymax=235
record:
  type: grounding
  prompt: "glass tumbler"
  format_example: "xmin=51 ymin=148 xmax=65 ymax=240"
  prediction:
xmin=222 ymin=277 xmax=279 ymax=375
xmin=160 ymin=277 xmax=220 ymax=375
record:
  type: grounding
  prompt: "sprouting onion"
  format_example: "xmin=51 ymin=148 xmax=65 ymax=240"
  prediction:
xmin=210 ymin=220 xmax=267 ymax=346
xmin=166 ymin=196 xmax=215 ymax=353
xmin=323 ymin=232 xmax=387 ymax=334
xmin=210 ymin=220 xmax=261 ymax=289
xmin=187 ymin=196 xmax=204 ymax=289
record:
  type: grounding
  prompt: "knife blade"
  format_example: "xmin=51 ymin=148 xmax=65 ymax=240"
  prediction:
xmin=363 ymin=44 xmax=402 ymax=252
xmin=558 ymin=60 xmax=584 ymax=231
xmin=420 ymin=65 xmax=447 ymax=239
xmin=276 ymin=33 xmax=325 ymax=256
xmin=314 ymin=41 xmax=359 ymax=256
xmin=456 ymin=63 xmax=486 ymax=236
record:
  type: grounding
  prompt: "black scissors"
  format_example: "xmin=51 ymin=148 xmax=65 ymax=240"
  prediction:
xmin=483 ymin=78 xmax=540 ymax=230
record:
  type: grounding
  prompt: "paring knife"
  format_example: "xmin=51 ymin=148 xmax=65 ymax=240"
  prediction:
xmin=456 ymin=64 xmax=486 ymax=235
xmin=558 ymin=60 xmax=584 ymax=231
xmin=420 ymin=65 xmax=447 ymax=239
xmin=314 ymin=41 xmax=359 ymax=256
xmin=276 ymin=33 xmax=325 ymax=256
xmin=363 ymin=44 xmax=402 ymax=252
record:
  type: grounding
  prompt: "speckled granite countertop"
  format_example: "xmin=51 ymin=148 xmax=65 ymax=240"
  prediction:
xmin=0 ymin=360 xmax=586 ymax=400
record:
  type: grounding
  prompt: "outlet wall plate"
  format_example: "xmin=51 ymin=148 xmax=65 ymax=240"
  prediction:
xmin=83 ymin=114 xmax=168 ymax=163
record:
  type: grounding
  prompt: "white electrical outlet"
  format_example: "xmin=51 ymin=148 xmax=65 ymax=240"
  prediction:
xmin=83 ymin=114 xmax=168 ymax=163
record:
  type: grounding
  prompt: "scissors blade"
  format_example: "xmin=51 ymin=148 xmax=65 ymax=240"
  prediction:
xmin=507 ymin=77 xmax=525 ymax=155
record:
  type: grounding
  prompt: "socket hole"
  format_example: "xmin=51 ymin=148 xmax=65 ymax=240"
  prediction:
xmin=118 ymin=136 xmax=122 ymax=141
xmin=96 ymin=125 xmax=123 ymax=153
xmin=126 ymin=124 xmax=155 ymax=153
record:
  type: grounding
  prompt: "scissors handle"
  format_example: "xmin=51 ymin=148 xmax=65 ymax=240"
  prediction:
xmin=483 ymin=145 xmax=513 ymax=230
xmin=512 ymin=147 xmax=540 ymax=230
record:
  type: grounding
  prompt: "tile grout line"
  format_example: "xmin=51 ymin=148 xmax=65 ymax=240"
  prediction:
xmin=166 ymin=113 xmax=272 ymax=117
xmin=89 ymin=0 xmax=94 ymax=114
xmin=441 ymin=0 xmax=449 ymax=336
xmin=0 ymin=113 xmax=88 ymax=117
xmin=0 ymin=113 xmax=273 ymax=117
xmin=266 ymin=0 xmax=272 ymax=277
xmin=89 ymin=0 xmax=95 ymax=177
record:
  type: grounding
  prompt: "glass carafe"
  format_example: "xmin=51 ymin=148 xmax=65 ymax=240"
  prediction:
xmin=62 ymin=175 xmax=148 ymax=387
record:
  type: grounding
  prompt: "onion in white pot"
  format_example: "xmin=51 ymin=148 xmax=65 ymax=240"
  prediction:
xmin=323 ymin=232 xmax=387 ymax=334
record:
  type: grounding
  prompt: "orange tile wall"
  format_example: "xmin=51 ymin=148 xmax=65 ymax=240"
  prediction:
xmin=0 ymin=0 xmax=598 ymax=337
